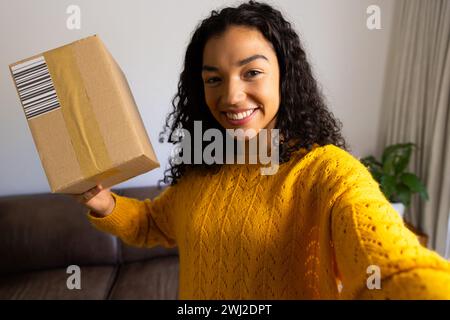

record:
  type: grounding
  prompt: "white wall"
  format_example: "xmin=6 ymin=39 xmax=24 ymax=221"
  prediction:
xmin=0 ymin=0 xmax=393 ymax=196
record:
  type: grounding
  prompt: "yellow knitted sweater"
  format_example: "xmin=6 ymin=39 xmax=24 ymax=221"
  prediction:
xmin=87 ymin=144 xmax=450 ymax=299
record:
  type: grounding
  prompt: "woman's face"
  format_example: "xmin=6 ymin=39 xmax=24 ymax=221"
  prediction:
xmin=202 ymin=25 xmax=280 ymax=134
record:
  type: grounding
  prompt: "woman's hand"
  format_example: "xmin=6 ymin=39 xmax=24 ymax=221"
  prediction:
xmin=71 ymin=184 xmax=115 ymax=217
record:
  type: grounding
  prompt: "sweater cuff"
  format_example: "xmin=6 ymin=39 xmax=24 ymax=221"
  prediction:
xmin=86 ymin=192 xmax=132 ymax=233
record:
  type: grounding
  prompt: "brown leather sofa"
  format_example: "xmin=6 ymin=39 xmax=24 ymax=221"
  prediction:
xmin=0 ymin=186 xmax=179 ymax=300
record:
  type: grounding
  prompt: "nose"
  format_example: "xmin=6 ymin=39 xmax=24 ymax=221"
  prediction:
xmin=222 ymin=78 xmax=246 ymax=106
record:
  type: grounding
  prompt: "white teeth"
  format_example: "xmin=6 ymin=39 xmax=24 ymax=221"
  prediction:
xmin=226 ymin=108 xmax=256 ymax=121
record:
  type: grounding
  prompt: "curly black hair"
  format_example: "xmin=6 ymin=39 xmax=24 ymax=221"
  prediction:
xmin=159 ymin=0 xmax=347 ymax=186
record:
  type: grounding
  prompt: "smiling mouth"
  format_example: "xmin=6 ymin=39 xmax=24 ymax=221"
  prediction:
xmin=224 ymin=108 xmax=258 ymax=121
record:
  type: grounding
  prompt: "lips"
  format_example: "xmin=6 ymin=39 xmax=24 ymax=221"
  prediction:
xmin=225 ymin=108 xmax=257 ymax=120
xmin=221 ymin=107 xmax=259 ymax=126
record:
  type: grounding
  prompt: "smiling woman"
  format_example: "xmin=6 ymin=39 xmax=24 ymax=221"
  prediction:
xmin=84 ymin=0 xmax=450 ymax=300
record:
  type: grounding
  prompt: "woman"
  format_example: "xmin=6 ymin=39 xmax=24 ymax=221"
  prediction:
xmin=75 ymin=1 xmax=450 ymax=299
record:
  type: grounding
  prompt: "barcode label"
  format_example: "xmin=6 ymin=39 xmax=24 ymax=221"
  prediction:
xmin=11 ymin=56 xmax=60 ymax=120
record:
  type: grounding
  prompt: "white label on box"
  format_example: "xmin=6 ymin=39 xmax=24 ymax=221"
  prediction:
xmin=11 ymin=56 xmax=61 ymax=119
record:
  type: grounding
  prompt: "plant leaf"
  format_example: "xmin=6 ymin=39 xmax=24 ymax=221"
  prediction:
xmin=382 ymin=152 xmax=396 ymax=176
xmin=381 ymin=143 xmax=414 ymax=176
xmin=394 ymin=145 xmax=413 ymax=175
xmin=382 ymin=143 xmax=415 ymax=164
xmin=401 ymin=172 xmax=429 ymax=200
xmin=396 ymin=184 xmax=412 ymax=207
xmin=371 ymin=169 xmax=383 ymax=183
xmin=361 ymin=156 xmax=382 ymax=167
xmin=380 ymin=175 xmax=396 ymax=201
xmin=361 ymin=156 xmax=383 ymax=183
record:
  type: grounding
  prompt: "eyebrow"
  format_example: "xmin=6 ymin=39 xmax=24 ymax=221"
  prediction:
xmin=202 ymin=54 xmax=269 ymax=72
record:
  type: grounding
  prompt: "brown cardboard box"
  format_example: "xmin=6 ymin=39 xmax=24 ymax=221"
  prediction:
xmin=9 ymin=35 xmax=159 ymax=194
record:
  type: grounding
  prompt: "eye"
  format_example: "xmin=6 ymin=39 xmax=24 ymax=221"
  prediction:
xmin=245 ymin=70 xmax=262 ymax=78
xmin=205 ymin=77 xmax=221 ymax=84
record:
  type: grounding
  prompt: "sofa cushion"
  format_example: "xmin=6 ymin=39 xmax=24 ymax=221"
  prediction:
xmin=120 ymin=243 xmax=178 ymax=264
xmin=108 ymin=256 xmax=179 ymax=300
xmin=0 ymin=185 xmax=180 ymax=300
xmin=0 ymin=265 xmax=116 ymax=299
xmin=0 ymin=193 xmax=118 ymax=274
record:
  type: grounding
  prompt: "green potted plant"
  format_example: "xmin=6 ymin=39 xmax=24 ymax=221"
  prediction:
xmin=360 ymin=143 xmax=429 ymax=218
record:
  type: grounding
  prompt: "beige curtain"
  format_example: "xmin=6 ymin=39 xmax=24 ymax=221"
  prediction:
xmin=378 ymin=0 xmax=450 ymax=257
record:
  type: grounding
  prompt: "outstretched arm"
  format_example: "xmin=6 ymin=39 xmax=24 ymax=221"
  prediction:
xmin=323 ymin=146 xmax=450 ymax=299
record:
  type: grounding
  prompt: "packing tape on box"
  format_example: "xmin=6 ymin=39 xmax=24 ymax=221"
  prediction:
xmin=43 ymin=46 xmax=117 ymax=184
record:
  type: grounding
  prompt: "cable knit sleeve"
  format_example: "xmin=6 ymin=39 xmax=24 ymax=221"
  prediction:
xmin=86 ymin=186 xmax=177 ymax=248
xmin=320 ymin=145 xmax=450 ymax=299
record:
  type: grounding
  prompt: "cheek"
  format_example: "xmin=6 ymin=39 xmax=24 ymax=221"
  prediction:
xmin=204 ymin=89 xmax=217 ymax=108
xmin=203 ymin=90 xmax=215 ymax=112
xmin=257 ymin=79 xmax=280 ymax=113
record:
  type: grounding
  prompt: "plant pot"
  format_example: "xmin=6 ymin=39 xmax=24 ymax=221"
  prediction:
xmin=391 ymin=202 xmax=405 ymax=219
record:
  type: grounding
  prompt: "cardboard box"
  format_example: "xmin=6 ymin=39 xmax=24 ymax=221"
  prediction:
xmin=9 ymin=35 xmax=159 ymax=194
